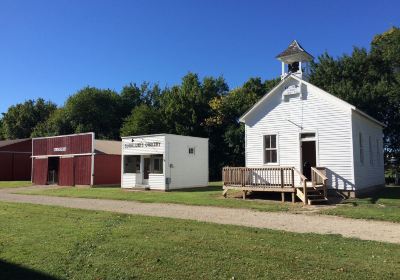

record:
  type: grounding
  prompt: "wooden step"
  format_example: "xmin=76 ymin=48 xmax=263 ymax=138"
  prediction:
xmin=308 ymin=197 xmax=329 ymax=205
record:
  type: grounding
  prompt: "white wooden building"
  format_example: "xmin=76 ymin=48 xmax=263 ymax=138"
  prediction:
xmin=223 ymin=41 xmax=385 ymax=202
xmin=121 ymin=134 xmax=208 ymax=190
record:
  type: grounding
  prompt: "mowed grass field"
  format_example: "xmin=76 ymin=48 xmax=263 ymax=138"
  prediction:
xmin=321 ymin=185 xmax=400 ymax=222
xmin=0 ymin=202 xmax=399 ymax=280
xmin=17 ymin=182 xmax=303 ymax=212
xmin=0 ymin=181 xmax=31 ymax=188
xmin=15 ymin=182 xmax=400 ymax=222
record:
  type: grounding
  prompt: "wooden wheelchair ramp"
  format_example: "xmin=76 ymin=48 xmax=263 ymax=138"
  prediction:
xmin=222 ymin=166 xmax=328 ymax=205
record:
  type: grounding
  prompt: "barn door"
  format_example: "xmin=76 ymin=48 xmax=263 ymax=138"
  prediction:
xmin=59 ymin=157 xmax=74 ymax=186
xmin=32 ymin=158 xmax=48 ymax=185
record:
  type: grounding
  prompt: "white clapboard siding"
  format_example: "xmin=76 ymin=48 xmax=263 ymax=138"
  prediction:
xmin=166 ymin=134 xmax=209 ymax=189
xmin=352 ymin=112 xmax=385 ymax=189
xmin=148 ymin=174 xmax=165 ymax=190
xmin=245 ymin=77 xmax=355 ymax=190
xmin=121 ymin=173 xmax=137 ymax=188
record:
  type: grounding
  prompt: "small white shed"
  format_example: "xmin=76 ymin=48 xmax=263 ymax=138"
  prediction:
xmin=235 ymin=40 xmax=386 ymax=199
xmin=121 ymin=134 xmax=208 ymax=190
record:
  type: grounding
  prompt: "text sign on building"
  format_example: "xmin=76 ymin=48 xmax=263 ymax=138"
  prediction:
xmin=124 ymin=141 xmax=161 ymax=149
xmin=54 ymin=147 xmax=67 ymax=152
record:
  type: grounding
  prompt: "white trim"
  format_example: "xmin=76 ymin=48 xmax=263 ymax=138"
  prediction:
xmin=91 ymin=132 xmax=95 ymax=186
xmin=32 ymin=132 xmax=94 ymax=140
xmin=262 ymin=133 xmax=279 ymax=165
xmin=121 ymin=133 xmax=208 ymax=140
xmin=32 ymin=153 xmax=93 ymax=158
xmin=299 ymin=131 xmax=319 ymax=174
xmin=31 ymin=137 xmax=33 ymax=183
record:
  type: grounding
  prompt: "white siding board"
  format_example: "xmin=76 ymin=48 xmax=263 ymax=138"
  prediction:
xmin=245 ymin=78 xmax=355 ymax=190
xmin=352 ymin=112 xmax=385 ymax=189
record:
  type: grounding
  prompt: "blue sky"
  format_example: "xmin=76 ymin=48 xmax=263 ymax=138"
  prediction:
xmin=0 ymin=0 xmax=399 ymax=113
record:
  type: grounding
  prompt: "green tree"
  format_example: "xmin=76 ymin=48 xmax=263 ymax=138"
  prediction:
xmin=1 ymin=98 xmax=57 ymax=139
xmin=120 ymin=104 xmax=164 ymax=136
xmin=309 ymin=26 xmax=400 ymax=155
xmin=31 ymin=108 xmax=73 ymax=137
xmin=64 ymin=87 xmax=123 ymax=139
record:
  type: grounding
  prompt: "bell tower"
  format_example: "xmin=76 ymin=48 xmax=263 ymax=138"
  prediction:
xmin=276 ymin=40 xmax=313 ymax=80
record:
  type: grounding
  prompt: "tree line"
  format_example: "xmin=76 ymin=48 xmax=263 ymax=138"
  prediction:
xmin=1 ymin=27 xmax=399 ymax=179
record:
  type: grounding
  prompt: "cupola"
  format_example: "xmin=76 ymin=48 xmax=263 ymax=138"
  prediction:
xmin=276 ymin=40 xmax=313 ymax=80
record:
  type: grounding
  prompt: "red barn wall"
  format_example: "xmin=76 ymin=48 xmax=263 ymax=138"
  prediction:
xmin=94 ymin=155 xmax=121 ymax=185
xmin=0 ymin=139 xmax=32 ymax=181
xmin=33 ymin=133 xmax=92 ymax=156
xmin=0 ymin=153 xmax=14 ymax=181
xmin=13 ymin=154 xmax=32 ymax=180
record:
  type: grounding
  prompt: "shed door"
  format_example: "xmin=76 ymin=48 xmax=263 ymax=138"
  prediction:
xmin=33 ymin=158 xmax=48 ymax=185
xmin=59 ymin=157 xmax=74 ymax=186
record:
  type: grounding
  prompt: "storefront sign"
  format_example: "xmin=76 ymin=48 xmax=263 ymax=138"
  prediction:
xmin=124 ymin=141 xmax=161 ymax=149
xmin=54 ymin=147 xmax=67 ymax=152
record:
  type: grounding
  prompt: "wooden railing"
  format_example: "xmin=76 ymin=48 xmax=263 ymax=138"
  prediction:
xmin=293 ymin=168 xmax=308 ymax=204
xmin=311 ymin=167 xmax=328 ymax=197
xmin=222 ymin=167 xmax=297 ymax=189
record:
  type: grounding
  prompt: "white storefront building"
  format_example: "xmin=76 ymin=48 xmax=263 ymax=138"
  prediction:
xmin=121 ymin=134 xmax=209 ymax=190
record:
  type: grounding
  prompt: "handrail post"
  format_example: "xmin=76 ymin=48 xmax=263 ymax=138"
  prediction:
xmin=291 ymin=168 xmax=295 ymax=188
xmin=241 ymin=168 xmax=244 ymax=187
xmin=303 ymin=179 xmax=308 ymax=205
xmin=280 ymin=169 xmax=284 ymax=188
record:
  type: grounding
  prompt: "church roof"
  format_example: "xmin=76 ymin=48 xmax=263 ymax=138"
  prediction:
xmin=276 ymin=40 xmax=314 ymax=61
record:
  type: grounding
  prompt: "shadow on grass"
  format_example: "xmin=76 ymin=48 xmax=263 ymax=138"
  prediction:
xmin=369 ymin=185 xmax=400 ymax=204
xmin=169 ymin=186 xmax=222 ymax=192
xmin=0 ymin=260 xmax=58 ymax=280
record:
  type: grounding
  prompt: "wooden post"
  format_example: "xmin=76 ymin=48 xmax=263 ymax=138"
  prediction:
xmin=303 ymin=180 xmax=308 ymax=205
xmin=281 ymin=192 xmax=285 ymax=202
xmin=242 ymin=190 xmax=246 ymax=200
xmin=291 ymin=192 xmax=295 ymax=203
xmin=280 ymin=169 xmax=284 ymax=188
xmin=291 ymin=168 xmax=295 ymax=188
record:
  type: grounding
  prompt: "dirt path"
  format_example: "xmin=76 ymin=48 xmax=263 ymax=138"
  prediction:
xmin=1 ymin=186 xmax=400 ymax=244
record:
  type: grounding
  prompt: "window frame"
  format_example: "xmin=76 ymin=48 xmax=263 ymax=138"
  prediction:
xmin=151 ymin=155 xmax=163 ymax=174
xmin=359 ymin=132 xmax=364 ymax=165
xmin=123 ymin=155 xmax=141 ymax=174
xmin=188 ymin=147 xmax=196 ymax=156
xmin=263 ymin=134 xmax=279 ymax=165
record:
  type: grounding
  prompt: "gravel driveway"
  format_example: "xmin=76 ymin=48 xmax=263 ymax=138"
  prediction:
xmin=1 ymin=186 xmax=400 ymax=244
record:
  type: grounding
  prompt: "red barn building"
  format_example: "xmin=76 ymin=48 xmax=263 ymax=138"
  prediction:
xmin=32 ymin=133 xmax=121 ymax=186
xmin=0 ymin=138 xmax=32 ymax=181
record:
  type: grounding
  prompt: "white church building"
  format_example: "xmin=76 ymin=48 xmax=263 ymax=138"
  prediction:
xmin=223 ymin=41 xmax=385 ymax=203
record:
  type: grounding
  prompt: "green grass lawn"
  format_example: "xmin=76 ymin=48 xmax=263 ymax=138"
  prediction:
xmin=0 ymin=181 xmax=32 ymax=188
xmin=0 ymin=202 xmax=399 ymax=279
xmin=14 ymin=182 xmax=400 ymax=222
xmin=322 ymin=185 xmax=400 ymax=222
xmin=17 ymin=182 xmax=303 ymax=212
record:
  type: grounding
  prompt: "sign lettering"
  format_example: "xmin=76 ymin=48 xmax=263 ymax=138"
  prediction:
xmin=54 ymin=147 xmax=67 ymax=152
xmin=124 ymin=141 xmax=161 ymax=149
